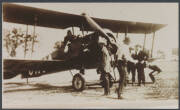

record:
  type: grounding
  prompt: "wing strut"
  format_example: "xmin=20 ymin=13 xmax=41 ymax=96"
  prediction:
xmin=125 ymin=26 xmax=128 ymax=39
xmin=24 ymin=24 xmax=28 ymax=58
xmin=81 ymin=24 xmax=85 ymax=36
xmin=72 ymin=27 xmax=75 ymax=35
xmin=25 ymin=24 xmax=29 ymax=84
xmin=151 ymin=32 xmax=156 ymax=57
xmin=116 ymin=33 xmax=119 ymax=38
xmin=31 ymin=16 xmax=38 ymax=57
xmin=143 ymin=32 xmax=147 ymax=51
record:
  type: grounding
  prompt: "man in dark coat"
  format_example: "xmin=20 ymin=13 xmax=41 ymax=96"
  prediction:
xmin=64 ymin=30 xmax=76 ymax=46
xmin=134 ymin=45 xmax=149 ymax=86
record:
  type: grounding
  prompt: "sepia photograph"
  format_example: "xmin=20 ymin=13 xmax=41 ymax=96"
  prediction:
xmin=2 ymin=2 xmax=179 ymax=109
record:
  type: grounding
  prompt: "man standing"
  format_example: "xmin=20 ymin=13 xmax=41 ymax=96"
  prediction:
xmin=97 ymin=33 xmax=118 ymax=95
xmin=97 ymin=37 xmax=112 ymax=95
xmin=127 ymin=47 xmax=137 ymax=85
xmin=116 ymin=37 xmax=137 ymax=99
xmin=135 ymin=45 xmax=148 ymax=86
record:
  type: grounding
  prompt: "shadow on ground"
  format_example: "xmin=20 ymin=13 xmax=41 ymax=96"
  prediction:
xmin=4 ymin=82 xmax=175 ymax=100
xmin=3 ymin=82 xmax=103 ymax=94
xmin=4 ymin=82 xmax=74 ymax=93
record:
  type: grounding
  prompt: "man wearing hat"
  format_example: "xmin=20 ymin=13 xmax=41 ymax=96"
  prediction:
xmin=97 ymin=36 xmax=113 ymax=95
xmin=116 ymin=37 xmax=137 ymax=99
xmin=134 ymin=44 xmax=149 ymax=86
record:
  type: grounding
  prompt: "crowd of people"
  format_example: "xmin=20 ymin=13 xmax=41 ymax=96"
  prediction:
xmin=96 ymin=33 xmax=162 ymax=99
xmin=63 ymin=30 xmax=162 ymax=99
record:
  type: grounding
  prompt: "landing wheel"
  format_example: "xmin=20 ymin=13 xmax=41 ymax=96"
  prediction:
xmin=100 ymin=73 xmax=113 ymax=88
xmin=72 ymin=73 xmax=85 ymax=91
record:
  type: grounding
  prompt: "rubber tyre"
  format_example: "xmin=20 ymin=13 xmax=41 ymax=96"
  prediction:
xmin=72 ymin=73 xmax=85 ymax=91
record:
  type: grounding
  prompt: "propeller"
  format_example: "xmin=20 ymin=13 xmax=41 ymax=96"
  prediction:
xmin=82 ymin=13 xmax=111 ymax=43
xmin=82 ymin=13 xmax=118 ymax=54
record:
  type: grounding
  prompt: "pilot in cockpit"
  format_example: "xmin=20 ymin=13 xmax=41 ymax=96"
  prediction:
xmin=63 ymin=30 xmax=78 ymax=53
xmin=64 ymin=30 xmax=76 ymax=46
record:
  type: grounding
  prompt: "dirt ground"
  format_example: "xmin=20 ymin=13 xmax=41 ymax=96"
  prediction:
xmin=2 ymin=60 xmax=178 ymax=109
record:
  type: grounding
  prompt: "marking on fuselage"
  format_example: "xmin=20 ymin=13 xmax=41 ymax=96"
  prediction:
xmin=29 ymin=70 xmax=33 ymax=76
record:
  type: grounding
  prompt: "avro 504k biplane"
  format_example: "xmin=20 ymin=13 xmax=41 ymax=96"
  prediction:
xmin=3 ymin=3 xmax=166 ymax=91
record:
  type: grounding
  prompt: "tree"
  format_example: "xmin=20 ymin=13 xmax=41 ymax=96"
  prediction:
xmin=3 ymin=28 xmax=39 ymax=58
xmin=3 ymin=28 xmax=24 ymax=57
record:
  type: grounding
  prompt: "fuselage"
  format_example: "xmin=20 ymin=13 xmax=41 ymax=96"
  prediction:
xmin=50 ymin=32 xmax=102 ymax=69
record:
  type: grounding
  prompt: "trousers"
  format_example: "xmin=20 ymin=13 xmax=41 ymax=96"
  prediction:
xmin=136 ymin=62 xmax=146 ymax=85
xmin=127 ymin=61 xmax=136 ymax=83
xmin=116 ymin=60 xmax=126 ymax=98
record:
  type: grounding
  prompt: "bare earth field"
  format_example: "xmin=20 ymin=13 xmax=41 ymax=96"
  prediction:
xmin=2 ymin=60 xmax=178 ymax=109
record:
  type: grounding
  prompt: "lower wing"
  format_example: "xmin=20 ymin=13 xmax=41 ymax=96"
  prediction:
xmin=3 ymin=59 xmax=76 ymax=79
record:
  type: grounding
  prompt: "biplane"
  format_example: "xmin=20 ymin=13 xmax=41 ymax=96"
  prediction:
xmin=3 ymin=3 xmax=166 ymax=91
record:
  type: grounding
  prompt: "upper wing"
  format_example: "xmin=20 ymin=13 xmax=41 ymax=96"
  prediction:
xmin=3 ymin=3 xmax=86 ymax=29
xmin=93 ymin=17 xmax=167 ymax=34
xmin=3 ymin=3 xmax=166 ymax=34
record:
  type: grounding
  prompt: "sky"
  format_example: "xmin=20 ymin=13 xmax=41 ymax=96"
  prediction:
xmin=2 ymin=3 xmax=179 ymax=59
